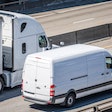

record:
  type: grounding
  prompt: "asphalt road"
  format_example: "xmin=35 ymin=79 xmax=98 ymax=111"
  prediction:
xmin=0 ymin=86 xmax=112 ymax=112
xmin=31 ymin=1 xmax=112 ymax=37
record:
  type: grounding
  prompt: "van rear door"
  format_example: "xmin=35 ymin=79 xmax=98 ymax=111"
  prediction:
xmin=35 ymin=59 xmax=51 ymax=96
xmin=23 ymin=59 xmax=37 ymax=94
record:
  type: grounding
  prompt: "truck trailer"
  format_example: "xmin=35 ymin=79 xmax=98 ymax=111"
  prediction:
xmin=0 ymin=10 xmax=52 ymax=93
xmin=22 ymin=44 xmax=112 ymax=107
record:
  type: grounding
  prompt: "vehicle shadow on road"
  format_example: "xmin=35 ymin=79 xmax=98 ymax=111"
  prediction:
xmin=30 ymin=90 xmax=112 ymax=112
xmin=29 ymin=99 xmax=92 ymax=112
xmin=0 ymin=86 xmax=21 ymax=102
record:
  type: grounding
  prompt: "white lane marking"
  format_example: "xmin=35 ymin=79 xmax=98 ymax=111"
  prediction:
xmin=31 ymin=13 xmax=55 ymax=18
xmin=73 ymin=18 xmax=95 ymax=24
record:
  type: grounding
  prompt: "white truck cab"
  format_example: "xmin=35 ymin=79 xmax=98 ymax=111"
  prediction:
xmin=22 ymin=44 xmax=112 ymax=107
xmin=0 ymin=10 xmax=51 ymax=93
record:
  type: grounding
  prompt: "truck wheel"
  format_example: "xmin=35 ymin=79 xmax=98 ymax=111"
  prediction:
xmin=65 ymin=93 xmax=76 ymax=108
xmin=0 ymin=77 xmax=4 ymax=93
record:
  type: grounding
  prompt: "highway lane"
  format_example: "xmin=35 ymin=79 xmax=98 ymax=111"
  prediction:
xmin=87 ymin=37 xmax=112 ymax=52
xmin=32 ymin=1 xmax=112 ymax=22
xmin=34 ymin=4 xmax=112 ymax=24
xmin=0 ymin=86 xmax=112 ymax=112
xmin=31 ymin=1 xmax=112 ymax=37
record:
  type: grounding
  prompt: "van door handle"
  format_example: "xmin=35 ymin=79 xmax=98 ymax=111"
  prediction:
xmin=101 ymin=73 xmax=104 ymax=75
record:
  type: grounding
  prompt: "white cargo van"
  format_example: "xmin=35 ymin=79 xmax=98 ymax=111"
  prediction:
xmin=22 ymin=44 xmax=112 ymax=107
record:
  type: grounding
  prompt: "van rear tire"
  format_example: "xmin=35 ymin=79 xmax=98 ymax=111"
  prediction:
xmin=64 ymin=93 xmax=76 ymax=107
xmin=0 ymin=77 xmax=4 ymax=94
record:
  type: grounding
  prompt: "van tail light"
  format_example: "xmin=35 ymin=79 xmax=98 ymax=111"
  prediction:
xmin=50 ymin=85 xmax=55 ymax=96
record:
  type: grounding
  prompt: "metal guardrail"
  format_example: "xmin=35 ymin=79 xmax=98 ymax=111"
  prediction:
xmin=73 ymin=98 xmax=112 ymax=112
xmin=0 ymin=0 xmax=28 ymax=8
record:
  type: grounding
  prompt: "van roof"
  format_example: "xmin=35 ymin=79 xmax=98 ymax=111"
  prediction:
xmin=29 ymin=44 xmax=106 ymax=61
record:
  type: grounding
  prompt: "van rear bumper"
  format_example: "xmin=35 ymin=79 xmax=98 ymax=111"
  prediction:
xmin=23 ymin=94 xmax=66 ymax=105
xmin=24 ymin=96 xmax=52 ymax=105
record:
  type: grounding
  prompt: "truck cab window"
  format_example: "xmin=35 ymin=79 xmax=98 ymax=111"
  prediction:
xmin=22 ymin=43 xmax=26 ymax=54
xmin=21 ymin=23 xmax=27 ymax=32
xmin=106 ymin=57 xmax=112 ymax=69
xmin=38 ymin=35 xmax=47 ymax=48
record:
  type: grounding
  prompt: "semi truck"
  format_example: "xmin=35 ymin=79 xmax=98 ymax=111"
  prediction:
xmin=0 ymin=10 xmax=53 ymax=93
xmin=22 ymin=44 xmax=112 ymax=107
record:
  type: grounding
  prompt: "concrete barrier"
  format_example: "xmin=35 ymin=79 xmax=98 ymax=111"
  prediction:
xmin=50 ymin=31 xmax=77 ymax=46
xmin=77 ymin=24 xmax=109 ymax=43
xmin=50 ymin=24 xmax=112 ymax=46
xmin=109 ymin=23 xmax=112 ymax=36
